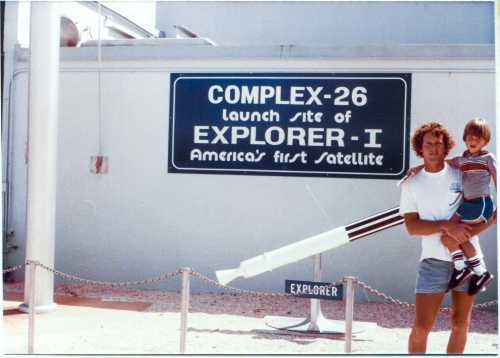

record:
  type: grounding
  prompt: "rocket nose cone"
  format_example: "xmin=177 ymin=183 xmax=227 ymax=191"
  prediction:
xmin=215 ymin=267 xmax=242 ymax=285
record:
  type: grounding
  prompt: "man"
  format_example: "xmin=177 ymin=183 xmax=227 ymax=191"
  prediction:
xmin=399 ymin=122 xmax=496 ymax=354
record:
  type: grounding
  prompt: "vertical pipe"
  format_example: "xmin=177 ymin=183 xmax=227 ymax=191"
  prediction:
xmin=345 ymin=276 xmax=355 ymax=354
xmin=180 ymin=268 xmax=191 ymax=354
xmin=20 ymin=1 xmax=60 ymax=314
xmin=28 ymin=261 xmax=36 ymax=354
xmin=310 ymin=253 xmax=321 ymax=330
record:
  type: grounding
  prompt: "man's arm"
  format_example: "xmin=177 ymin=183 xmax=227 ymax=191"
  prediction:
xmin=403 ymin=212 xmax=472 ymax=243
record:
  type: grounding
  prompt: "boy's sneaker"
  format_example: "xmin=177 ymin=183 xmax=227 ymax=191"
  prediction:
xmin=446 ymin=267 xmax=474 ymax=292
xmin=468 ymin=271 xmax=494 ymax=296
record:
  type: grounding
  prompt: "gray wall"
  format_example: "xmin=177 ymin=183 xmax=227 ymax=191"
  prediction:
xmin=156 ymin=1 xmax=494 ymax=46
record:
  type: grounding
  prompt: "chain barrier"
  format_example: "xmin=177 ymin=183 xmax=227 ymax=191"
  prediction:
xmin=2 ymin=262 xmax=29 ymax=273
xmin=3 ymin=262 xmax=498 ymax=310
xmin=191 ymin=271 xmax=498 ymax=311
xmin=191 ymin=270 xmax=346 ymax=298
xmin=353 ymin=277 xmax=498 ymax=311
xmin=14 ymin=260 xmax=182 ymax=287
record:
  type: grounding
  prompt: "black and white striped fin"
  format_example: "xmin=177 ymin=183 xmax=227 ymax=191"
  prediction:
xmin=345 ymin=207 xmax=404 ymax=241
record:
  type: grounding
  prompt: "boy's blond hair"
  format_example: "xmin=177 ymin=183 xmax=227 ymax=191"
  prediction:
xmin=463 ymin=118 xmax=491 ymax=145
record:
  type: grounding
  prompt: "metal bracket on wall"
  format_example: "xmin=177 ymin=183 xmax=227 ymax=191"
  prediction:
xmin=90 ymin=156 xmax=108 ymax=174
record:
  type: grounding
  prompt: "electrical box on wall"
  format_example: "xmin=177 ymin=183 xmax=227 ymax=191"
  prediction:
xmin=90 ymin=156 xmax=108 ymax=174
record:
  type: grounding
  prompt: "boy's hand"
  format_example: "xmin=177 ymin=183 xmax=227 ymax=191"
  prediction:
xmin=406 ymin=164 xmax=424 ymax=177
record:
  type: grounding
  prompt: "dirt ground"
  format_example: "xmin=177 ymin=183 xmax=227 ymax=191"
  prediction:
xmin=3 ymin=281 xmax=499 ymax=355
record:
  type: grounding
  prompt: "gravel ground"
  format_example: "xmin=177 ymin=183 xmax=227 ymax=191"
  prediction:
xmin=3 ymin=281 xmax=499 ymax=355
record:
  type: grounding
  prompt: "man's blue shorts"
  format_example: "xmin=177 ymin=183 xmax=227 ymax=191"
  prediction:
xmin=415 ymin=258 xmax=471 ymax=293
xmin=456 ymin=196 xmax=494 ymax=223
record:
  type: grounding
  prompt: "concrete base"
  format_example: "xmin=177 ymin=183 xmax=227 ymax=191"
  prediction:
xmin=252 ymin=315 xmax=377 ymax=341
xmin=18 ymin=302 xmax=59 ymax=314
xmin=265 ymin=314 xmax=367 ymax=333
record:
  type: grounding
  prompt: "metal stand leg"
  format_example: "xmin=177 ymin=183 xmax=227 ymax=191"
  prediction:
xmin=308 ymin=253 xmax=322 ymax=331
xmin=265 ymin=254 xmax=366 ymax=334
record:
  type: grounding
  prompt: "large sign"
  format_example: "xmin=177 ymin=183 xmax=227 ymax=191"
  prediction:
xmin=169 ymin=73 xmax=411 ymax=179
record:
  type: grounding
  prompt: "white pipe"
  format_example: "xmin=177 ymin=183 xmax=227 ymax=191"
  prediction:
xmin=19 ymin=2 xmax=60 ymax=314
xmin=28 ymin=261 xmax=36 ymax=353
xmin=345 ymin=276 xmax=355 ymax=353
xmin=180 ymin=268 xmax=191 ymax=354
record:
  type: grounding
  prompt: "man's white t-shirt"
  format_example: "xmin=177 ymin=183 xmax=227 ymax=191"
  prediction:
xmin=399 ymin=163 xmax=482 ymax=262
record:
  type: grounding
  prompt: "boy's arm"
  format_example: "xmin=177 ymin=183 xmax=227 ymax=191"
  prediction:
xmin=446 ymin=157 xmax=460 ymax=169
xmin=406 ymin=164 xmax=424 ymax=177
xmin=405 ymin=159 xmax=455 ymax=176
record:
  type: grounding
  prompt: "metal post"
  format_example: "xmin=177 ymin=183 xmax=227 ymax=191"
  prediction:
xmin=309 ymin=253 xmax=321 ymax=330
xmin=28 ymin=261 xmax=37 ymax=354
xmin=345 ymin=276 xmax=355 ymax=353
xmin=179 ymin=268 xmax=191 ymax=354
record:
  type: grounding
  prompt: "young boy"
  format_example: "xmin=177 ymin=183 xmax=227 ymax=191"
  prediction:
xmin=407 ymin=118 xmax=496 ymax=295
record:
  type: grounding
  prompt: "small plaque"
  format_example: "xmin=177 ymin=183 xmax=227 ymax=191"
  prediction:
xmin=285 ymin=279 xmax=343 ymax=301
xmin=90 ymin=156 xmax=108 ymax=174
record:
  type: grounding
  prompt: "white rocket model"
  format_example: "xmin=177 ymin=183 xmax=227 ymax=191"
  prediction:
xmin=216 ymin=207 xmax=404 ymax=285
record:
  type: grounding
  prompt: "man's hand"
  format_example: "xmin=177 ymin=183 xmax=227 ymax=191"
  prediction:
xmin=440 ymin=233 xmax=461 ymax=250
xmin=442 ymin=221 xmax=471 ymax=244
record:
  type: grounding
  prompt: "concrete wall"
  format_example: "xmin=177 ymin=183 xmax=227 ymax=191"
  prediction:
xmin=5 ymin=42 xmax=496 ymax=307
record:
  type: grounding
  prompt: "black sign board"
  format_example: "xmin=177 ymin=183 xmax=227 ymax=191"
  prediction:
xmin=285 ymin=279 xmax=343 ymax=301
xmin=169 ymin=73 xmax=411 ymax=179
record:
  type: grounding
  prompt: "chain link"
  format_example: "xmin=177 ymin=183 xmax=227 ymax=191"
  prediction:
xmin=191 ymin=270 xmax=346 ymax=298
xmin=354 ymin=278 xmax=417 ymax=309
xmin=471 ymin=300 xmax=498 ymax=310
xmin=35 ymin=261 xmax=181 ymax=287
xmin=3 ymin=262 xmax=498 ymax=310
xmin=355 ymin=277 xmax=497 ymax=311
xmin=2 ymin=262 xmax=29 ymax=273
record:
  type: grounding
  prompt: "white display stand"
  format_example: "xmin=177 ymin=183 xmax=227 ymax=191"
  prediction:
xmin=263 ymin=253 xmax=367 ymax=334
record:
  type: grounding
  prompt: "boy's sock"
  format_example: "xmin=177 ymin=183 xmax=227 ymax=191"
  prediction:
xmin=468 ymin=255 xmax=486 ymax=275
xmin=451 ymin=250 xmax=465 ymax=270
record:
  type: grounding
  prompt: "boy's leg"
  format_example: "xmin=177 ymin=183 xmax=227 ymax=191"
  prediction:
xmin=441 ymin=217 xmax=474 ymax=291
xmin=446 ymin=290 xmax=474 ymax=353
xmin=445 ymin=214 xmax=462 ymax=253
xmin=460 ymin=229 xmax=485 ymax=276
xmin=460 ymin=241 xmax=477 ymax=258
xmin=409 ymin=292 xmax=445 ymax=353
xmin=445 ymin=214 xmax=467 ymax=270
